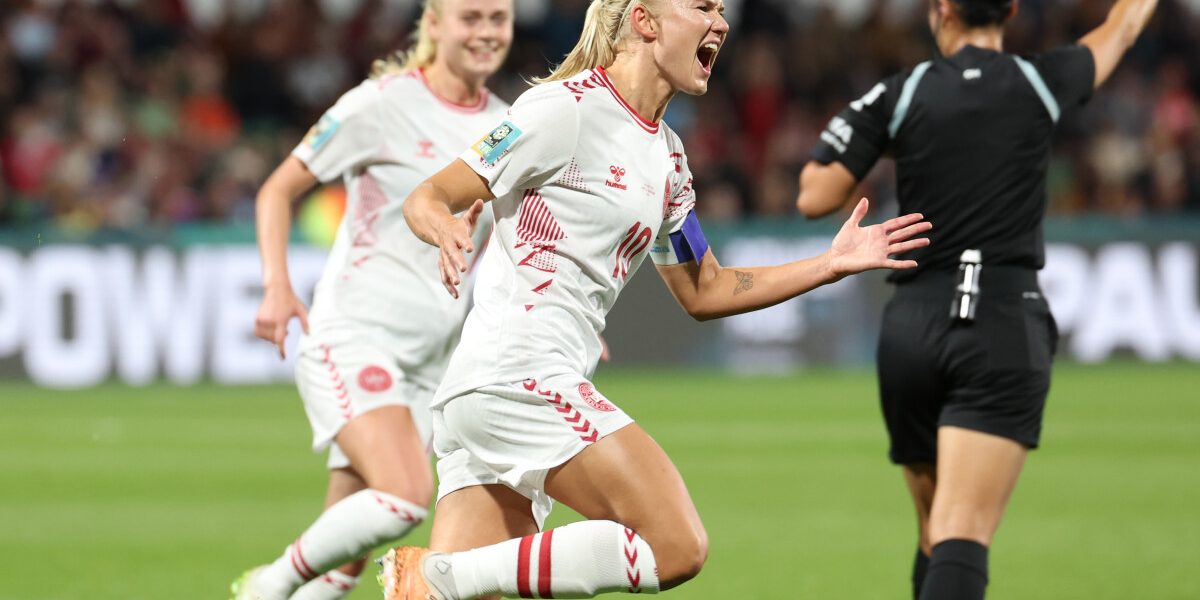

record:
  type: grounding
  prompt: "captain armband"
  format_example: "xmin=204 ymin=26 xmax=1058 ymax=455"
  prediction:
xmin=667 ymin=212 xmax=710 ymax=264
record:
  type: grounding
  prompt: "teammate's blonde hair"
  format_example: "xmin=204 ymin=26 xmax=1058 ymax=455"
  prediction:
xmin=371 ymin=0 xmax=443 ymax=78
xmin=535 ymin=0 xmax=660 ymax=83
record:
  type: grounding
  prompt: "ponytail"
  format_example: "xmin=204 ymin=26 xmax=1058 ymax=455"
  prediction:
xmin=535 ymin=0 xmax=655 ymax=83
xmin=371 ymin=0 xmax=442 ymax=78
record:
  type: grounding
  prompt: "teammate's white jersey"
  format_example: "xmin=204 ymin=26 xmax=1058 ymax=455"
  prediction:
xmin=436 ymin=67 xmax=698 ymax=404
xmin=293 ymin=70 xmax=508 ymax=389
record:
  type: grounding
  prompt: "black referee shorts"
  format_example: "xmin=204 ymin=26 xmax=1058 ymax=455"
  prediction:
xmin=876 ymin=267 xmax=1059 ymax=465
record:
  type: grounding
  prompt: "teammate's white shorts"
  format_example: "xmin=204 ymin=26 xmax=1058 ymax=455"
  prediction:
xmin=432 ymin=373 xmax=634 ymax=529
xmin=295 ymin=335 xmax=435 ymax=470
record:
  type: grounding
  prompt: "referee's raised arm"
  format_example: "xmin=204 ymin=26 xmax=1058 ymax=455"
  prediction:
xmin=1081 ymin=0 xmax=1160 ymax=89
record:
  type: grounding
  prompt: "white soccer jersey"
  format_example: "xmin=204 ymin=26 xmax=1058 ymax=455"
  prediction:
xmin=435 ymin=67 xmax=698 ymax=404
xmin=292 ymin=69 xmax=508 ymax=389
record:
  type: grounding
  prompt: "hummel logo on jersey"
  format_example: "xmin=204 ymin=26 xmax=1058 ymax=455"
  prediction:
xmin=606 ymin=165 xmax=628 ymax=190
xmin=964 ymin=68 xmax=982 ymax=80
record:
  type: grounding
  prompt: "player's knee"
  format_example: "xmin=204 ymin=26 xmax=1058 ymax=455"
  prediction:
xmin=656 ymin=525 xmax=708 ymax=586
xmin=368 ymin=472 xmax=434 ymax=510
xmin=680 ymin=527 xmax=710 ymax=581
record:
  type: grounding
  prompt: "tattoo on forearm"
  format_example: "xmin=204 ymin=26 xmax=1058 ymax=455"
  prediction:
xmin=733 ymin=271 xmax=754 ymax=296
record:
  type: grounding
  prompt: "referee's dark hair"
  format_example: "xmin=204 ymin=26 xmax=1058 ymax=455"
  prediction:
xmin=945 ymin=0 xmax=1015 ymax=27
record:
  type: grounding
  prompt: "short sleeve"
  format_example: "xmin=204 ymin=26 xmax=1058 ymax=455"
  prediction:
xmin=292 ymin=82 xmax=381 ymax=183
xmin=1030 ymin=45 xmax=1096 ymax=110
xmin=650 ymin=150 xmax=699 ymax=266
xmin=458 ymin=86 xmax=579 ymax=198
xmin=810 ymin=75 xmax=898 ymax=181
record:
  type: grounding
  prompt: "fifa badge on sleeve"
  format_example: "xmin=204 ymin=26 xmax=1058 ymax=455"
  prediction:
xmin=472 ymin=121 xmax=522 ymax=165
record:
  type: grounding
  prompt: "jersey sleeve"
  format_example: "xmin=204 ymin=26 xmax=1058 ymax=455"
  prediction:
xmin=292 ymin=82 xmax=382 ymax=183
xmin=809 ymin=74 xmax=899 ymax=181
xmin=458 ymin=87 xmax=579 ymax=198
xmin=650 ymin=149 xmax=701 ymax=266
xmin=1030 ymin=45 xmax=1097 ymax=110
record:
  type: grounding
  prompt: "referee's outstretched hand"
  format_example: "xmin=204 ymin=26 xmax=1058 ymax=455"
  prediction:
xmin=826 ymin=198 xmax=931 ymax=279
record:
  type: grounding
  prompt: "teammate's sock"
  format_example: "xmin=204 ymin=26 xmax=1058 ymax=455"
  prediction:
xmin=918 ymin=539 xmax=989 ymax=600
xmin=289 ymin=569 xmax=359 ymax=600
xmin=912 ymin=547 xmax=930 ymax=600
xmin=255 ymin=490 xmax=427 ymax=599
xmin=424 ymin=520 xmax=660 ymax=598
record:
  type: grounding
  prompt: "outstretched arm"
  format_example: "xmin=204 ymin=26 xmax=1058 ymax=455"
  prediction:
xmin=402 ymin=158 xmax=495 ymax=299
xmin=657 ymin=199 xmax=931 ymax=321
xmin=1080 ymin=0 xmax=1159 ymax=89
xmin=254 ymin=156 xmax=317 ymax=358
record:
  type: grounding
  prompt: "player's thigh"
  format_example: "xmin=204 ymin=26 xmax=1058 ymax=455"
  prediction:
xmin=928 ymin=426 xmax=1027 ymax=546
xmin=336 ymin=405 xmax=433 ymax=506
xmin=544 ymin=423 xmax=707 ymax=589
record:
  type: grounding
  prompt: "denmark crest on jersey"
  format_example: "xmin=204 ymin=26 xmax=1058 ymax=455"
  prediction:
xmin=472 ymin=120 xmax=522 ymax=164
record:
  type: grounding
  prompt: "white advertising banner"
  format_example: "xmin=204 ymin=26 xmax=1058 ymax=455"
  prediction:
xmin=0 ymin=239 xmax=1197 ymax=387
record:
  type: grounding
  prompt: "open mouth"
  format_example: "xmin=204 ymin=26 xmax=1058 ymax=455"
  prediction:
xmin=696 ymin=42 xmax=720 ymax=74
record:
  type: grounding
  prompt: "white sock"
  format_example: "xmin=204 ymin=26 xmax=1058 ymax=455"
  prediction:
xmin=255 ymin=490 xmax=427 ymax=599
xmin=426 ymin=520 xmax=660 ymax=599
xmin=288 ymin=569 xmax=359 ymax=600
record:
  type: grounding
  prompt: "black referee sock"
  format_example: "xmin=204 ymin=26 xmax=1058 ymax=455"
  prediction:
xmin=918 ymin=539 xmax=989 ymax=600
xmin=912 ymin=547 xmax=930 ymax=600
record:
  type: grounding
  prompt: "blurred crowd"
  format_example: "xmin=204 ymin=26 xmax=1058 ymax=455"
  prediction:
xmin=1 ymin=0 xmax=1199 ymax=231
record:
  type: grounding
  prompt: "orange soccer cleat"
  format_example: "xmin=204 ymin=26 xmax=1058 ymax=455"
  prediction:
xmin=380 ymin=546 xmax=449 ymax=600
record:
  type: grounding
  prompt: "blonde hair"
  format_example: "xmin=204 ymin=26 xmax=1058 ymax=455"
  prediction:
xmin=371 ymin=0 xmax=443 ymax=78
xmin=535 ymin=0 xmax=659 ymax=83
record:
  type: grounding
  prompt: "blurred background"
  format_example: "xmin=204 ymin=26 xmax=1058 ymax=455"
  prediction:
xmin=0 ymin=1 xmax=1197 ymax=599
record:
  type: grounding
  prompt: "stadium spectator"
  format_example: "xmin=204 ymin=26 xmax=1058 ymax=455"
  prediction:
xmin=0 ymin=0 xmax=1197 ymax=230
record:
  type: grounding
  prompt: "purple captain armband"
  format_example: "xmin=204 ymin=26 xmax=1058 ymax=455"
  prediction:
xmin=668 ymin=211 xmax=709 ymax=264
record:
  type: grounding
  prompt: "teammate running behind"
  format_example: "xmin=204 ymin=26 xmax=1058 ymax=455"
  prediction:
xmin=233 ymin=1 xmax=513 ymax=598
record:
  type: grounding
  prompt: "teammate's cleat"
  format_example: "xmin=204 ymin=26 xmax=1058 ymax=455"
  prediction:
xmin=230 ymin=566 xmax=269 ymax=600
xmin=380 ymin=547 xmax=452 ymax=600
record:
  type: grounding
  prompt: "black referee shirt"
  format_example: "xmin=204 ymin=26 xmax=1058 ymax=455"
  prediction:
xmin=811 ymin=44 xmax=1096 ymax=283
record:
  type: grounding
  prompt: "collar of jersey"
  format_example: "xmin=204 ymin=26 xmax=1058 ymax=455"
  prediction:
xmin=416 ymin=68 xmax=490 ymax=113
xmin=594 ymin=66 xmax=661 ymax=135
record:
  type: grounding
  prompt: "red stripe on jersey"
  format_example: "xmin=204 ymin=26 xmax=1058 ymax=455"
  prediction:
xmin=516 ymin=190 xmax=565 ymax=243
xmin=595 ymin=67 xmax=660 ymax=134
xmin=517 ymin=534 xmax=535 ymax=598
xmin=538 ymin=530 xmax=554 ymax=598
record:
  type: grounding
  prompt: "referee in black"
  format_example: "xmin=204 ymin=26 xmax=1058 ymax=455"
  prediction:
xmin=797 ymin=1 xmax=1158 ymax=599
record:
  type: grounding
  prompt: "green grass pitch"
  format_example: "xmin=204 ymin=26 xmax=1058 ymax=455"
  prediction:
xmin=1 ymin=363 xmax=1197 ymax=599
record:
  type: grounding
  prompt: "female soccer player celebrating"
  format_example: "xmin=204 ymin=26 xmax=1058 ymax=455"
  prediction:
xmin=798 ymin=1 xmax=1158 ymax=598
xmin=233 ymin=1 xmax=513 ymax=598
xmin=381 ymin=0 xmax=932 ymax=597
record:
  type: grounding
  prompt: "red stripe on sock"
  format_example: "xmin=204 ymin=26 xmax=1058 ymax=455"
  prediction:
xmin=517 ymin=534 xmax=535 ymax=598
xmin=538 ymin=530 xmax=554 ymax=598
xmin=292 ymin=541 xmax=319 ymax=580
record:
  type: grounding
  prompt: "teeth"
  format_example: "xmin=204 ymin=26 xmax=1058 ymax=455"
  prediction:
xmin=703 ymin=43 xmax=719 ymax=51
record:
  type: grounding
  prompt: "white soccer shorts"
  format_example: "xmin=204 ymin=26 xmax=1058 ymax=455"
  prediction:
xmin=432 ymin=373 xmax=635 ymax=529
xmin=295 ymin=335 xmax=434 ymax=470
